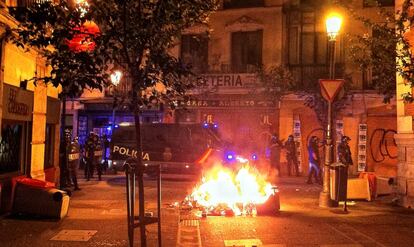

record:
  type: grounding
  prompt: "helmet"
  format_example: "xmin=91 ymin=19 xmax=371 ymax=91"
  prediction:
xmin=341 ymin=136 xmax=351 ymax=142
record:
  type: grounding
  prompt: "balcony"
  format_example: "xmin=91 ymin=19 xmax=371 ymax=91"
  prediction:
xmin=288 ymin=64 xmax=345 ymax=90
xmin=223 ymin=0 xmax=265 ymax=9
xmin=8 ymin=0 xmax=48 ymax=7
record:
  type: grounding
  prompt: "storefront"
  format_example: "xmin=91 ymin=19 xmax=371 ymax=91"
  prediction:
xmin=0 ymin=84 xmax=34 ymax=212
xmin=175 ymin=73 xmax=280 ymax=161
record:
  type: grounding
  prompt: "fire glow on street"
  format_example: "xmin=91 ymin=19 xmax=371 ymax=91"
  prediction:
xmin=188 ymin=157 xmax=277 ymax=216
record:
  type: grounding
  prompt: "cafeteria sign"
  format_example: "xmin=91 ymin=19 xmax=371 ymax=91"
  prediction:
xmin=198 ymin=73 xmax=257 ymax=88
xmin=3 ymin=84 xmax=33 ymax=121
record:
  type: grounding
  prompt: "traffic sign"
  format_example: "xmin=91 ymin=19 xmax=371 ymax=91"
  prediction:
xmin=319 ymin=79 xmax=345 ymax=102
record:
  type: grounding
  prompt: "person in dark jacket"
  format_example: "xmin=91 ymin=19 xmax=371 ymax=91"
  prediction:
xmin=307 ymin=136 xmax=322 ymax=184
xmin=269 ymin=133 xmax=283 ymax=177
xmin=338 ymin=136 xmax=353 ymax=166
xmin=285 ymin=135 xmax=299 ymax=176
xmin=337 ymin=135 xmax=353 ymax=211
xmin=102 ymin=134 xmax=110 ymax=174
xmin=68 ymin=136 xmax=81 ymax=190
xmin=94 ymin=134 xmax=103 ymax=181
xmin=85 ymin=132 xmax=96 ymax=181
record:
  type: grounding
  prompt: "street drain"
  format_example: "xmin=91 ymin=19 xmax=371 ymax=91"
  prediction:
xmin=50 ymin=230 xmax=97 ymax=242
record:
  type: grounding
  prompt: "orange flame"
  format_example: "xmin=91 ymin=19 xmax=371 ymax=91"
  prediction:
xmin=190 ymin=159 xmax=275 ymax=216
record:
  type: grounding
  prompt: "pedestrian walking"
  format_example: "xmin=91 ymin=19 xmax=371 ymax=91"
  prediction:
xmin=269 ymin=133 xmax=283 ymax=177
xmin=306 ymin=136 xmax=322 ymax=184
xmin=285 ymin=134 xmax=299 ymax=176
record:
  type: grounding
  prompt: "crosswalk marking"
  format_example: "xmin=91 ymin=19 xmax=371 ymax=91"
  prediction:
xmin=176 ymin=214 xmax=202 ymax=247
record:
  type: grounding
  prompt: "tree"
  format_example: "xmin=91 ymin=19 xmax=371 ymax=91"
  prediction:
xmin=10 ymin=0 xmax=217 ymax=245
xmin=8 ymin=1 xmax=110 ymax=188
xmin=336 ymin=0 xmax=396 ymax=102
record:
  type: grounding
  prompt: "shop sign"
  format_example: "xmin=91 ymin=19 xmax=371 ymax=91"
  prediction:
xmin=181 ymin=99 xmax=276 ymax=108
xmin=197 ymin=73 xmax=258 ymax=93
xmin=2 ymin=84 xmax=33 ymax=121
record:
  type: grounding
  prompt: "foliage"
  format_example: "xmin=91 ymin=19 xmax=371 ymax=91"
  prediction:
xmin=337 ymin=0 xmax=396 ymax=103
xmin=396 ymin=0 xmax=414 ymax=102
xmin=8 ymin=1 xmax=109 ymax=98
xmin=256 ymin=65 xmax=295 ymax=101
xmin=88 ymin=0 xmax=217 ymax=110
xmin=338 ymin=0 xmax=414 ymax=103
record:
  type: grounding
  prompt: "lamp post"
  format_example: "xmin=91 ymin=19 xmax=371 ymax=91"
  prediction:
xmin=110 ymin=70 xmax=122 ymax=132
xmin=319 ymin=12 xmax=342 ymax=208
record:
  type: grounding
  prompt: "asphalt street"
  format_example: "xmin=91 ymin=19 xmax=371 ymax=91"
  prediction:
xmin=0 ymin=174 xmax=413 ymax=247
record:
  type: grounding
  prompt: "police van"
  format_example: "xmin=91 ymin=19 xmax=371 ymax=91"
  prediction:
xmin=109 ymin=123 xmax=221 ymax=174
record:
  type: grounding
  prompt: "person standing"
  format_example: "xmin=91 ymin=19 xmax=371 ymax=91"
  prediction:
xmin=307 ymin=136 xmax=322 ymax=184
xmin=269 ymin=133 xmax=283 ymax=177
xmin=337 ymin=135 xmax=353 ymax=211
xmin=85 ymin=132 xmax=96 ymax=181
xmin=94 ymin=134 xmax=103 ymax=181
xmin=285 ymin=135 xmax=299 ymax=176
xmin=68 ymin=136 xmax=81 ymax=190
xmin=102 ymin=134 xmax=110 ymax=174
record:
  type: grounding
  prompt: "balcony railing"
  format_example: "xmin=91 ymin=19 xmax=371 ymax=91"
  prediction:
xmin=10 ymin=0 xmax=48 ymax=7
xmin=288 ymin=64 xmax=345 ymax=90
xmin=223 ymin=0 xmax=264 ymax=9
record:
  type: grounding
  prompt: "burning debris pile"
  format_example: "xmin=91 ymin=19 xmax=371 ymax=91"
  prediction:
xmin=184 ymin=157 xmax=279 ymax=216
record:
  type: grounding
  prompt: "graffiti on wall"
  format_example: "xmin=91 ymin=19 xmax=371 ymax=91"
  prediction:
xmin=369 ymin=128 xmax=397 ymax=163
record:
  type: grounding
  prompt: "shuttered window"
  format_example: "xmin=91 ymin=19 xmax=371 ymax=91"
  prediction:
xmin=231 ymin=30 xmax=263 ymax=73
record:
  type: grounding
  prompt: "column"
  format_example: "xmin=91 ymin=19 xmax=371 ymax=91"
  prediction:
xmin=30 ymin=82 xmax=47 ymax=180
xmin=395 ymin=0 xmax=414 ymax=208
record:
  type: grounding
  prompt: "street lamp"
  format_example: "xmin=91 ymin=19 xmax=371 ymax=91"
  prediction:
xmin=110 ymin=70 xmax=122 ymax=132
xmin=319 ymin=12 xmax=342 ymax=208
xmin=326 ymin=13 xmax=342 ymax=79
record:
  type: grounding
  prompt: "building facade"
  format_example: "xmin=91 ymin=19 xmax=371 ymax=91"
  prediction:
xmin=73 ymin=0 xmax=398 ymax=178
xmin=395 ymin=0 xmax=414 ymax=208
xmin=0 ymin=0 xmax=61 ymax=213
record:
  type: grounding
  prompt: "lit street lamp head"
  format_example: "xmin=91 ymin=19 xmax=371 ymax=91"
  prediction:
xmin=326 ymin=13 xmax=342 ymax=41
xmin=111 ymin=70 xmax=122 ymax=86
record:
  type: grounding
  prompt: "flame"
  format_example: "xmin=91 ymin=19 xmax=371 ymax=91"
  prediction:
xmin=190 ymin=160 xmax=275 ymax=216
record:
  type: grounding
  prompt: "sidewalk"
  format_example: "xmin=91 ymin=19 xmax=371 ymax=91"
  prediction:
xmin=0 ymin=174 xmax=186 ymax=247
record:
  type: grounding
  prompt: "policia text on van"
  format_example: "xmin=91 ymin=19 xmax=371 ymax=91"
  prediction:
xmin=112 ymin=146 xmax=150 ymax=161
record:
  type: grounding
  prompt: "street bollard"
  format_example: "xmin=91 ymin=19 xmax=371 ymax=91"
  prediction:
xmin=124 ymin=160 xmax=162 ymax=247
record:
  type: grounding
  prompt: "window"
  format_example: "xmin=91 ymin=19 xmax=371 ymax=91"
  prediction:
xmin=0 ymin=121 xmax=31 ymax=175
xmin=288 ymin=27 xmax=299 ymax=65
xmin=44 ymin=124 xmax=54 ymax=169
xmin=181 ymin=35 xmax=209 ymax=73
xmin=231 ymin=30 xmax=263 ymax=73
xmin=293 ymin=32 xmax=328 ymax=65
xmin=363 ymin=0 xmax=394 ymax=7
xmin=223 ymin=0 xmax=264 ymax=9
